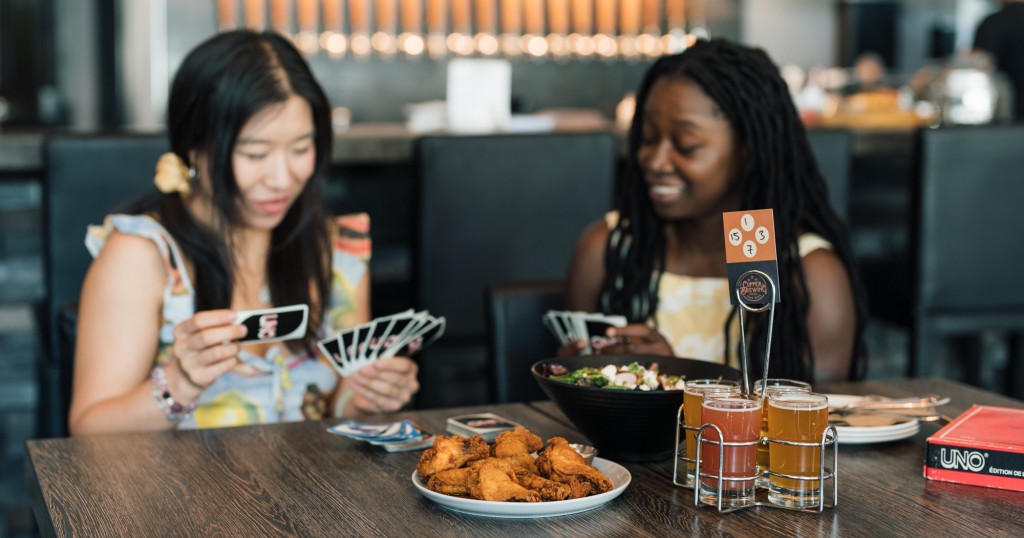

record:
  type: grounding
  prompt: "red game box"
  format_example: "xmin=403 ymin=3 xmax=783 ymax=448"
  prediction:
xmin=924 ymin=405 xmax=1024 ymax=492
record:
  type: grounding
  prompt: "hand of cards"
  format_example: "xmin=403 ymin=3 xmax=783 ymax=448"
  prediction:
xmin=317 ymin=309 xmax=446 ymax=377
xmin=328 ymin=419 xmax=434 ymax=452
xmin=543 ymin=310 xmax=627 ymax=354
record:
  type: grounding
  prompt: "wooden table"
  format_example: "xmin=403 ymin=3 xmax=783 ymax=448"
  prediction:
xmin=26 ymin=378 xmax=1024 ymax=537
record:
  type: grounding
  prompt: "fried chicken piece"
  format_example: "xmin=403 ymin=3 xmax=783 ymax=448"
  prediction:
xmin=535 ymin=437 xmax=613 ymax=499
xmin=466 ymin=460 xmax=541 ymax=502
xmin=468 ymin=455 xmax=538 ymax=475
xmin=514 ymin=471 xmax=571 ymax=501
xmin=416 ymin=435 xmax=490 ymax=479
xmin=492 ymin=426 xmax=544 ymax=457
xmin=427 ymin=467 xmax=473 ymax=496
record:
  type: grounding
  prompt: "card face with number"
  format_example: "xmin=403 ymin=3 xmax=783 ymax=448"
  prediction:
xmin=722 ymin=209 xmax=781 ymax=306
xmin=235 ymin=304 xmax=309 ymax=344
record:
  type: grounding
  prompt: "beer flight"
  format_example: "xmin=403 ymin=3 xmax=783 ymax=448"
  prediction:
xmin=676 ymin=378 xmax=835 ymax=512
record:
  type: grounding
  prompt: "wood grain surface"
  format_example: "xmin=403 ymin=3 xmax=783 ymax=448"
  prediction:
xmin=26 ymin=379 xmax=1024 ymax=537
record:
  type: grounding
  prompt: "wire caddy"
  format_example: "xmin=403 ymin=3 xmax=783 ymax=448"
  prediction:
xmin=670 ymin=269 xmax=839 ymax=513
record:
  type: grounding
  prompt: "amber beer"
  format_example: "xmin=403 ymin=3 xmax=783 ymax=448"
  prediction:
xmin=682 ymin=379 xmax=740 ymax=485
xmin=754 ymin=379 xmax=811 ymax=488
xmin=767 ymin=392 xmax=829 ymax=507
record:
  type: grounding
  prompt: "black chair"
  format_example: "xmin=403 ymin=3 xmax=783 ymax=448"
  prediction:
xmin=486 ymin=280 xmax=564 ymax=403
xmin=806 ymin=128 xmax=852 ymax=221
xmin=909 ymin=125 xmax=1024 ymax=398
xmin=413 ymin=132 xmax=617 ymax=408
xmin=39 ymin=133 xmax=168 ymax=437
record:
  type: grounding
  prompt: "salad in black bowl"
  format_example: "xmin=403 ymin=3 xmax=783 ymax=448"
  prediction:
xmin=532 ymin=354 xmax=741 ymax=462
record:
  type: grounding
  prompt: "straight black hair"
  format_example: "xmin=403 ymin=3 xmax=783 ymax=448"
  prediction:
xmin=601 ymin=39 xmax=868 ymax=381
xmin=136 ymin=30 xmax=333 ymax=352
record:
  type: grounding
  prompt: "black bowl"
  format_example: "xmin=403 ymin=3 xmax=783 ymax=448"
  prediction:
xmin=531 ymin=355 xmax=741 ymax=462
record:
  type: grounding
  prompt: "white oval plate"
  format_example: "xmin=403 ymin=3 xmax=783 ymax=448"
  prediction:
xmin=412 ymin=457 xmax=631 ymax=518
xmin=826 ymin=394 xmax=920 ymax=444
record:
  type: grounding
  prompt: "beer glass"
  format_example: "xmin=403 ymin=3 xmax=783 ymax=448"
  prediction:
xmin=753 ymin=379 xmax=811 ymax=487
xmin=767 ymin=392 xmax=829 ymax=508
xmin=682 ymin=379 xmax=740 ymax=485
xmin=698 ymin=396 xmax=761 ymax=508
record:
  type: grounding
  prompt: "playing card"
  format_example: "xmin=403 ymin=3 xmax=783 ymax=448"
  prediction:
xmin=367 ymin=309 xmax=415 ymax=359
xmin=355 ymin=319 xmax=377 ymax=362
xmin=235 ymin=304 xmax=309 ymax=344
xmin=446 ymin=413 xmax=522 ymax=442
xmin=554 ymin=311 xmax=580 ymax=343
xmin=582 ymin=313 xmax=628 ymax=353
xmin=543 ymin=311 xmax=568 ymax=345
xmin=375 ymin=313 xmax=421 ymax=358
xmin=336 ymin=325 xmax=361 ymax=372
xmin=402 ymin=316 xmax=446 ymax=355
xmin=317 ymin=336 xmax=347 ymax=377
xmin=379 ymin=310 xmax=432 ymax=358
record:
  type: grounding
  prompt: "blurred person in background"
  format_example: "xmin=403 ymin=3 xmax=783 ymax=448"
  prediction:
xmin=974 ymin=0 xmax=1024 ymax=122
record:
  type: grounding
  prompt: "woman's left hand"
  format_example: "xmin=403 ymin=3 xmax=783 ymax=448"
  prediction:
xmin=346 ymin=357 xmax=420 ymax=414
xmin=599 ymin=324 xmax=675 ymax=356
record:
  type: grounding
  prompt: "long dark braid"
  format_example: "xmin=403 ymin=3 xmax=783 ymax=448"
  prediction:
xmin=601 ymin=39 xmax=868 ymax=382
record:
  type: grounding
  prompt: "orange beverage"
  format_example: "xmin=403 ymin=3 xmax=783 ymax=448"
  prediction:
xmin=767 ymin=392 xmax=829 ymax=508
xmin=753 ymin=379 xmax=811 ymax=487
xmin=698 ymin=397 xmax=760 ymax=508
xmin=682 ymin=379 xmax=740 ymax=485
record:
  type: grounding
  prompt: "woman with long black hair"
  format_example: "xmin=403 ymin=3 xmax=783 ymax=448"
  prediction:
xmin=565 ymin=39 xmax=867 ymax=383
xmin=70 ymin=31 xmax=418 ymax=435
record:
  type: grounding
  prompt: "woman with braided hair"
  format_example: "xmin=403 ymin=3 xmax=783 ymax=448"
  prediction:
xmin=564 ymin=39 xmax=867 ymax=383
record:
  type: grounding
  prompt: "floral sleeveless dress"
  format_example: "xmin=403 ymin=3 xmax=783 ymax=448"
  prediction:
xmin=85 ymin=213 xmax=370 ymax=429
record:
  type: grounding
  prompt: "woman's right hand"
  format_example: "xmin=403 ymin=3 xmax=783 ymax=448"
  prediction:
xmin=170 ymin=309 xmax=245 ymax=392
xmin=556 ymin=340 xmax=588 ymax=357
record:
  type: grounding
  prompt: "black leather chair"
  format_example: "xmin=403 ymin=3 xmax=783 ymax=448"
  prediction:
xmin=486 ymin=280 xmax=564 ymax=403
xmin=909 ymin=125 xmax=1024 ymax=398
xmin=806 ymin=128 xmax=851 ymax=221
xmin=413 ymin=132 xmax=617 ymax=408
xmin=39 ymin=133 xmax=168 ymax=437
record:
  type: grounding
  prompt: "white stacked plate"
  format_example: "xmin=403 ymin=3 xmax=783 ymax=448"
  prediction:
xmin=826 ymin=394 xmax=921 ymax=445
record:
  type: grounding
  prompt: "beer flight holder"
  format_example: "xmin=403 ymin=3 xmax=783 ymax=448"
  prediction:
xmin=670 ymin=266 xmax=839 ymax=514
xmin=672 ymin=421 xmax=839 ymax=513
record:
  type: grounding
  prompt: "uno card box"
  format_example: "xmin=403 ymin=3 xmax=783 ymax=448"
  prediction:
xmin=924 ymin=405 xmax=1024 ymax=492
xmin=446 ymin=413 xmax=522 ymax=442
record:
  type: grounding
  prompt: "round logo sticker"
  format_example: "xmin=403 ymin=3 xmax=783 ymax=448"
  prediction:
xmin=738 ymin=272 xmax=770 ymax=305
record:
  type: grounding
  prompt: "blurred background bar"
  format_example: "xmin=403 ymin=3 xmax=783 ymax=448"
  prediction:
xmin=3 ymin=1 xmax=1024 ymax=536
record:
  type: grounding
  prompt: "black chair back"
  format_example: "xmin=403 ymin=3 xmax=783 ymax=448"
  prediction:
xmin=910 ymin=125 xmax=1024 ymax=396
xmin=486 ymin=280 xmax=564 ymax=403
xmin=40 ymin=133 xmax=167 ymax=436
xmin=806 ymin=128 xmax=851 ymax=221
xmin=413 ymin=132 xmax=617 ymax=407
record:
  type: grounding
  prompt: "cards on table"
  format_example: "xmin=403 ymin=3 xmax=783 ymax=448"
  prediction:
xmin=446 ymin=413 xmax=523 ymax=442
xmin=317 ymin=309 xmax=446 ymax=377
xmin=328 ymin=419 xmax=434 ymax=452
xmin=235 ymin=304 xmax=309 ymax=344
xmin=543 ymin=310 xmax=627 ymax=354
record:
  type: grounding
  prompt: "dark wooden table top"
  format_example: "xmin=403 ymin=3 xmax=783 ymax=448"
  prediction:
xmin=26 ymin=377 xmax=1024 ymax=537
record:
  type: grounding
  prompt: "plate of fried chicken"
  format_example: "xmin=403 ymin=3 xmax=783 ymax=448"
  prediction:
xmin=413 ymin=427 xmax=631 ymax=517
